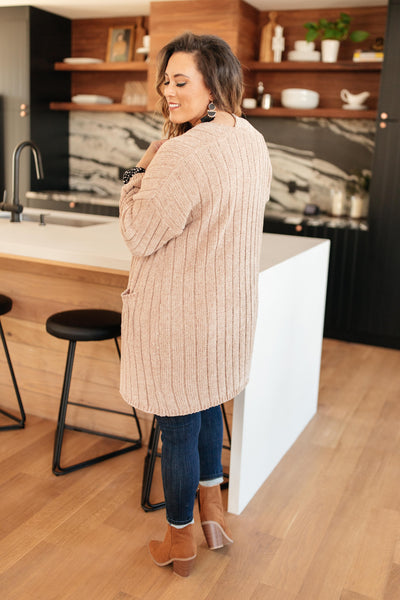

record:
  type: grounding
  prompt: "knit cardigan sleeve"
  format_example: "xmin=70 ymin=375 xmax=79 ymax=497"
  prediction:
xmin=119 ymin=141 xmax=199 ymax=257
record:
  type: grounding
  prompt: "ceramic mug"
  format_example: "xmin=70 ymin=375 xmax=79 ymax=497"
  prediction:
xmin=340 ymin=89 xmax=370 ymax=106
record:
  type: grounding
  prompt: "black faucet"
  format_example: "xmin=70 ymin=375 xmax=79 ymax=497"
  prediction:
xmin=0 ymin=141 xmax=44 ymax=222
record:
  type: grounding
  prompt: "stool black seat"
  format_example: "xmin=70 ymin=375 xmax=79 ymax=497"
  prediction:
xmin=46 ymin=309 xmax=142 ymax=475
xmin=0 ymin=294 xmax=25 ymax=431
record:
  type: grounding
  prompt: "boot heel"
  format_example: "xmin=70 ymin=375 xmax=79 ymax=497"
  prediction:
xmin=201 ymin=521 xmax=224 ymax=550
xmin=173 ymin=557 xmax=196 ymax=577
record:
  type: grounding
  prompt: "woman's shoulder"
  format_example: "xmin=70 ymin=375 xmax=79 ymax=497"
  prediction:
xmin=157 ymin=116 xmax=267 ymax=162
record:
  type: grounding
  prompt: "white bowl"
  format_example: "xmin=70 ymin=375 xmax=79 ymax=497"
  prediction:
xmin=281 ymin=88 xmax=320 ymax=109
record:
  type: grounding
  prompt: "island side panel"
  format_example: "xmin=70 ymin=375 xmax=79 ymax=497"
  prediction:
xmin=228 ymin=239 xmax=330 ymax=514
xmin=0 ymin=255 xmax=153 ymax=438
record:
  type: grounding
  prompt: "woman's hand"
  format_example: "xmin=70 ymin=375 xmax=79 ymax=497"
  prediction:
xmin=137 ymin=140 xmax=167 ymax=169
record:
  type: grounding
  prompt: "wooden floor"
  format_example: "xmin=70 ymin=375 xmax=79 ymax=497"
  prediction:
xmin=0 ymin=338 xmax=399 ymax=600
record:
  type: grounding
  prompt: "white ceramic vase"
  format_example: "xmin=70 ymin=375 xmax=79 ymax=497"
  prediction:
xmin=321 ymin=39 xmax=340 ymax=63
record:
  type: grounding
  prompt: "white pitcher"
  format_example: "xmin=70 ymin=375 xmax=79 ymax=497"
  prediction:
xmin=340 ymin=89 xmax=370 ymax=106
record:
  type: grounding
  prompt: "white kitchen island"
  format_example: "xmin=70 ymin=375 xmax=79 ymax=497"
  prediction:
xmin=0 ymin=209 xmax=329 ymax=514
xmin=229 ymin=233 xmax=330 ymax=514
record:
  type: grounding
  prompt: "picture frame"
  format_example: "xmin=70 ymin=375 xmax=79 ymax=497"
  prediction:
xmin=106 ymin=26 xmax=134 ymax=62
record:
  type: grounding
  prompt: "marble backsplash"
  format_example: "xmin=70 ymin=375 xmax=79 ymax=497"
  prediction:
xmin=248 ymin=116 xmax=375 ymax=213
xmin=69 ymin=111 xmax=164 ymax=197
xmin=69 ymin=111 xmax=376 ymax=213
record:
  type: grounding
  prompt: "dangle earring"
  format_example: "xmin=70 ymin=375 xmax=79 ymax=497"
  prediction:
xmin=200 ymin=101 xmax=216 ymax=123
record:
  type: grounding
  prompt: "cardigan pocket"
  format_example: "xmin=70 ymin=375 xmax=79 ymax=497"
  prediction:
xmin=121 ymin=288 xmax=137 ymax=338
xmin=120 ymin=288 xmax=137 ymax=402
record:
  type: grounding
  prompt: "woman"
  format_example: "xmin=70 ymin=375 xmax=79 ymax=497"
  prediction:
xmin=119 ymin=32 xmax=271 ymax=577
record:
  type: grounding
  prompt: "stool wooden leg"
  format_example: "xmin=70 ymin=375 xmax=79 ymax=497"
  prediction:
xmin=0 ymin=320 xmax=25 ymax=431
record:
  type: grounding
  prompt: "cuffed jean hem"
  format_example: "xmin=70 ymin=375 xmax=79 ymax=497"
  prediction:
xmin=199 ymin=473 xmax=224 ymax=482
xmin=167 ymin=517 xmax=195 ymax=527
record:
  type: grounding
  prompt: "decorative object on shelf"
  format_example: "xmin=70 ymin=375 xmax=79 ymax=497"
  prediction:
xmin=136 ymin=34 xmax=150 ymax=61
xmin=242 ymin=97 xmax=257 ymax=109
xmin=288 ymin=40 xmax=321 ymax=62
xmin=304 ymin=13 xmax=369 ymax=63
xmin=281 ymin=88 xmax=319 ymax=109
xmin=372 ymin=36 xmax=384 ymax=52
xmin=340 ymin=89 xmax=370 ymax=110
xmin=71 ymin=94 xmax=113 ymax=105
xmin=106 ymin=26 xmax=134 ymax=62
xmin=259 ymin=11 xmax=277 ymax=62
xmin=121 ymin=81 xmax=147 ymax=106
xmin=256 ymin=81 xmax=264 ymax=107
xmin=353 ymin=49 xmax=383 ymax=62
xmin=321 ymin=40 xmax=340 ymax=63
xmin=272 ymin=25 xmax=285 ymax=63
xmin=261 ymin=94 xmax=272 ymax=110
xmin=134 ymin=17 xmax=147 ymax=61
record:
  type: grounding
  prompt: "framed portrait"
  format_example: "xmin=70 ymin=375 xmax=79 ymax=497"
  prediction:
xmin=106 ymin=26 xmax=134 ymax=62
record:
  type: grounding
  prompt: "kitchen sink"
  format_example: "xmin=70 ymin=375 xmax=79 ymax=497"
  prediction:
xmin=0 ymin=211 xmax=111 ymax=227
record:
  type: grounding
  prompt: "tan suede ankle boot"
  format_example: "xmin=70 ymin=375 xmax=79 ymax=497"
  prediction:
xmin=148 ymin=523 xmax=197 ymax=577
xmin=198 ymin=484 xmax=234 ymax=550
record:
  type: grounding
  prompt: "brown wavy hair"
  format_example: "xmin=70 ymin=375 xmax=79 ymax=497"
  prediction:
xmin=156 ymin=32 xmax=244 ymax=138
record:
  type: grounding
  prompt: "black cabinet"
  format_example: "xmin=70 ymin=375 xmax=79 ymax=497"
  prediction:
xmin=0 ymin=7 xmax=70 ymax=200
xmin=359 ymin=0 xmax=400 ymax=347
xmin=263 ymin=217 xmax=368 ymax=341
xmin=264 ymin=0 xmax=400 ymax=350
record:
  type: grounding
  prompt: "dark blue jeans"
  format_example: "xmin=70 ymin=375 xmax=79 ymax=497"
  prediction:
xmin=156 ymin=406 xmax=224 ymax=526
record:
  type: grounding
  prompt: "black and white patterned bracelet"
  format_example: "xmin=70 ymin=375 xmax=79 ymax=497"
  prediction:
xmin=122 ymin=166 xmax=146 ymax=184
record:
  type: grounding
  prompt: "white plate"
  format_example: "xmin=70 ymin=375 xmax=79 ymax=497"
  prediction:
xmin=64 ymin=57 xmax=104 ymax=64
xmin=342 ymin=103 xmax=368 ymax=110
xmin=72 ymin=95 xmax=113 ymax=104
xmin=136 ymin=48 xmax=149 ymax=54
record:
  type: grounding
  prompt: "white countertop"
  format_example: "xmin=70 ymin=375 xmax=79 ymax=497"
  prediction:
xmin=0 ymin=208 xmax=130 ymax=271
xmin=0 ymin=208 xmax=329 ymax=272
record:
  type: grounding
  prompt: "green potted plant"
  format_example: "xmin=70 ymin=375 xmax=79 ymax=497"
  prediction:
xmin=304 ymin=13 xmax=369 ymax=62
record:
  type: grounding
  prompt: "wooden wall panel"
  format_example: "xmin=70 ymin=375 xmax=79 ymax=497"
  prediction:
xmin=0 ymin=256 xmax=153 ymax=438
xmin=238 ymin=1 xmax=259 ymax=62
xmin=148 ymin=0 xmax=253 ymax=109
xmin=71 ymin=16 xmax=150 ymax=61
xmin=70 ymin=16 xmax=150 ymax=101
xmin=70 ymin=71 xmax=147 ymax=103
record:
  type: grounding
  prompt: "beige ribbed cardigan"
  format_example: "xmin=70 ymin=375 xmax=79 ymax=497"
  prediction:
xmin=119 ymin=116 xmax=271 ymax=416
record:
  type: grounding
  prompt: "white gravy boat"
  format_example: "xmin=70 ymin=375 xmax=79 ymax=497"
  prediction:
xmin=340 ymin=89 xmax=370 ymax=106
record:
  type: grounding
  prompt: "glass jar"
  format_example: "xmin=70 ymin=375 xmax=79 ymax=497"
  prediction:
xmin=330 ymin=186 xmax=346 ymax=217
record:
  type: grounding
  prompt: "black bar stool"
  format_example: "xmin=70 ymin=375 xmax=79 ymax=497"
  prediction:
xmin=141 ymin=404 xmax=231 ymax=512
xmin=0 ymin=294 xmax=25 ymax=431
xmin=46 ymin=309 xmax=142 ymax=475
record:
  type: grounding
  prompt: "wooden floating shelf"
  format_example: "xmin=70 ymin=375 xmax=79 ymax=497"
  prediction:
xmin=50 ymin=102 xmax=148 ymax=113
xmin=243 ymin=61 xmax=383 ymax=72
xmin=54 ymin=61 xmax=148 ymax=72
xmin=49 ymin=103 xmax=377 ymax=118
xmin=243 ymin=107 xmax=377 ymax=119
